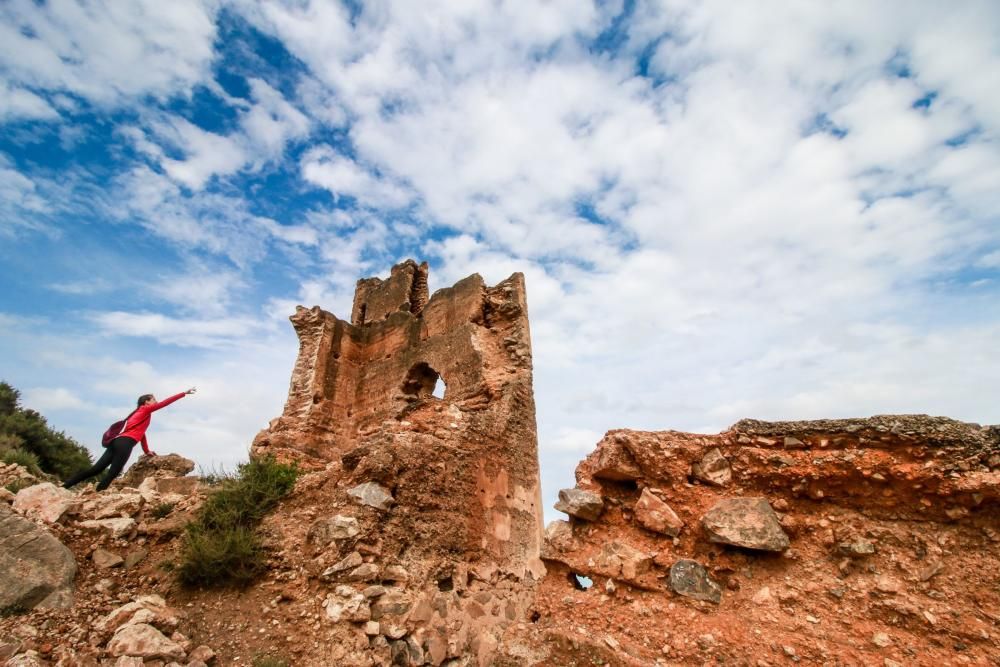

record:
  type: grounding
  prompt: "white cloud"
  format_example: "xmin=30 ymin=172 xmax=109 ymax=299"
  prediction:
xmin=21 ymin=387 xmax=93 ymax=412
xmin=301 ymin=146 xmax=412 ymax=209
xmin=89 ymin=311 xmax=268 ymax=349
xmin=0 ymin=81 xmax=58 ymax=121
xmin=0 ymin=0 xmax=217 ymax=108
xmin=156 ymin=119 xmax=249 ymax=190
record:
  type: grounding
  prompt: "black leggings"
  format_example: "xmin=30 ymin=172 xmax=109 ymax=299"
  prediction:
xmin=63 ymin=437 xmax=136 ymax=491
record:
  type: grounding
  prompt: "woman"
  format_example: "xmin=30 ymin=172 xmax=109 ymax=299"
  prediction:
xmin=64 ymin=387 xmax=196 ymax=491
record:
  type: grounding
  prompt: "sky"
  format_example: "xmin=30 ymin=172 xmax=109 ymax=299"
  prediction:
xmin=1 ymin=0 xmax=998 ymax=521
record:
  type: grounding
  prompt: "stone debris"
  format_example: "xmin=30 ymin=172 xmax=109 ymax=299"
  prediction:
xmin=837 ymin=538 xmax=876 ymax=557
xmin=324 ymin=586 xmax=371 ymax=623
xmin=553 ymin=488 xmax=604 ymax=521
xmin=78 ymin=517 xmax=136 ymax=539
xmin=701 ymin=497 xmax=790 ymax=552
xmin=347 ymin=482 xmax=394 ymax=511
xmin=92 ymin=548 xmax=124 ymax=569
xmin=308 ymin=514 xmax=361 ymax=545
xmin=691 ymin=447 xmax=732 ymax=486
xmin=634 ymin=488 xmax=684 ymax=536
xmin=114 ymin=453 xmax=195 ymax=489
xmin=0 ymin=504 xmax=76 ymax=610
xmin=669 ymin=559 xmax=722 ymax=604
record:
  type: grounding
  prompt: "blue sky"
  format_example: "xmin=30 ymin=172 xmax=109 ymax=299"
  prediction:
xmin=1 ymin=0 xmax=999 ymax=519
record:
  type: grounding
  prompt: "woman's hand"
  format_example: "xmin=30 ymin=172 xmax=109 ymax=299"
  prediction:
xmin=185 ymin=387 xmax=197 ymax=395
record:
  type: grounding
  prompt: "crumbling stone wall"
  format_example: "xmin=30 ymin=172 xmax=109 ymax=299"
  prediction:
xmin=520 ymin=415 xmax=1000 ymax=665
xmin=253 ymin=260 xmax=545 ymax=664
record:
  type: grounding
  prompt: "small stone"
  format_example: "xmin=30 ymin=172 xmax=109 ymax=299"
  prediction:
xmin=701 ymin=497 xmax=790 ymax=552
xmin=872 ymin=632 xmax=892 ymax=648
xmin=837 ymin=539 xmax=875 ymax=557
xmin=884 ymin=660 xmax=902 ymax=667
xmin=875 ymin=576 xmax=901 ymax=594
xmin=691 ymin=448 xmax=732 ymax=486
xmin=308 ymin=515 xmax=361 ymax=545
xmin=634 ymin=489 xmax=684 ymax=536
xmin=187 ymin=645 xmax=215 ymax=663
xmin=106 ymin=623 xmax=185 ymax=660
xmin=553 ymin=488 xmax=604 ymax=521
xmin=320 ymin=552 xmax=363 ymax=581
xmin=364 ymin=621 xmax=380 ymax=636
xmin=93 ymin=548 xmax=125 ymax=569
xmin=751 ymin=587 xmax=772 ymax=605
xmin=806 ymin=615 xmax=819 ymax=624
xmin=344 ymin=563 xmax=380 ymax=583
xmin=668 ymin=559 xmax=721 ymax=604
xmin=347 ymin=482 xmax=394 ymax=511
xmin=124 ymin=548 xmax=149 ymax=569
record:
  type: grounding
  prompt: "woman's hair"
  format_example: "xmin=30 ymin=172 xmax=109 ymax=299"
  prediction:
xmin=137 ymin=394 xmax=155 ymax=407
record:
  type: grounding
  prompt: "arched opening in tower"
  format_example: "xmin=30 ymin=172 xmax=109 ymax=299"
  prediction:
xmin=401 ymin=362 xmax=446 ymax=399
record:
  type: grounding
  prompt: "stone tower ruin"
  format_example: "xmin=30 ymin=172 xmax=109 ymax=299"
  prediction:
xmin=253 ymin=261 xmax=545 ymax=660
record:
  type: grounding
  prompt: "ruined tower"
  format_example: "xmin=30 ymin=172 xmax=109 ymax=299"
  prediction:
xmin=253 ymin=261 xmax=545 ymax=659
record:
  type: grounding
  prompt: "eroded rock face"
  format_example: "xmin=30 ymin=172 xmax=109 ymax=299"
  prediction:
xmin=0 ymin=504 xmax=76 ymax=610
xmin=701 ymin=497 xmax=789 ymax=552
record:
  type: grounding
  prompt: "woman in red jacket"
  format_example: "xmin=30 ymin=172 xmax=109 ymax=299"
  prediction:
xmin=64 ymin=387 xmax=196 ymax=491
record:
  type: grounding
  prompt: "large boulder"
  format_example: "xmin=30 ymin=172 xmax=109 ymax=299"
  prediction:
xmin=0 ymin=504 xmax=77 ymax=610
xmin=114 ymin=454 xmax=195 ymax=489
xmin=701 ymin=497 xmax=790 ymax=552
xmin=12 ymin=483 xmax=77 ymax=524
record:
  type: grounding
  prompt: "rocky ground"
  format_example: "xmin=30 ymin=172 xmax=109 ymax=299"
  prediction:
xmin=2 ymin=415 xmax=999 ymax=666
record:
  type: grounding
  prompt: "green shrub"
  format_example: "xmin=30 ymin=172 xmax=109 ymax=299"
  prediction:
xmin=178 ymin=456 xmax=298 ymax=588
xmin=151 ymin=502 xmax=176 ymax=519
xmin=4 ymin=478 xmax=36 ymax=495
xmin=0 ymin=447 xmax=42 ymax=476
xmin=0 ymin=382 xmax=92 ymax=480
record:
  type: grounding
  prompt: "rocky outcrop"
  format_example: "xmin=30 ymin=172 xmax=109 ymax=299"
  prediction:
xmin=0 ymin=504 xmax=76 ymax=610
xmin=530 ymin=416 xmax=1000 ymax=665
xmin=114 ymin=453 xmax=195 ymax=489
xmin=11 ymin=483 xmax=77 ymax=524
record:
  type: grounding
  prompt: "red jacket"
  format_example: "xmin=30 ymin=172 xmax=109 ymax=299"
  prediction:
xmin=118 ymin=392 xmax=186 ymax=454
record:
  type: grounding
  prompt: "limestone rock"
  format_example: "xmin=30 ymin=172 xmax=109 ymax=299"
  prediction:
xmin=325 ymin=586 xmax=371 ymax=623
xmin=114 ymin=454 xmax=195 ymax=489
xmin=5 ymin=651 xmax=47 ymax=667
xmin=320 ymin=551 xmax=363 ymax=581
xmin=669 ymin=559 xmax=722 ymax=604
xmin=371 ymin=591 xmax=412 ymax=619
xmin=81 ymin=492 xmax=144 ymax=520
xmin=348 ymin=482 xmax=394 ymax=511
xmin=106 ymin=623 xmax=186 ymax=660
xmin=634 ymin=489 xmax=683 ymax=536
xmin=124 ymin=548 xmax=148 ymax=569
xmin=187 ymin=645 xmax=215 ymax=663
xmin=308 ymin=515 xmax=361 ymax=545
xmin=553 ymin=488 xmax=604 ymax=521
xmin=701 ymin=497 xmax=790 ymax=552
xmin=114 ymin=657 xmax=144 ymax=667
xmin=0 ymin=504 xmax=76 ymax=610
xmin=0 ymin=488 xmax=15 ymax=504
xmin=594 ymin=540 xmax=652 ymax=581
xmin=591 ymin=435 xmax=643 ymax=481
xmin=12 ymin=483 xmax=77 ymax=524
xmin=152 ymin=477 xmax=199 ymax=496
xmin=92 ymin=548 xmax=124 ymax=569
xmin=691 ymin=448 xmax=732 ymax=487
xmin=78 ymin=518 xmax=136 ymax=539
xmin=98 ymin=595 xmax=179 ymax=634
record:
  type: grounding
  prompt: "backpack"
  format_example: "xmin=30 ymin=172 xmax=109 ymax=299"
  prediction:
xmin=102 ymin=410 xmax=137 ymax=446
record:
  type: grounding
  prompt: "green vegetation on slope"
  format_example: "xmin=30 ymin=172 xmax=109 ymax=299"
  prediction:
xmin=178 ymin=455 xmax=298 ymax=588
xmin=0 ymin=381 xmax=92 ymax=480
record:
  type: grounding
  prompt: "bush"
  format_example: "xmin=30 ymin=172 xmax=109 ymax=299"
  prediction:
xmin=178 ymin=456 xmax=298 ymax=588
xmin=0 ymin=447 xmax=42 ymax=476
xmin=151 ymin=502 xmax=175 ymax=519
xmin=0 ymin=382 xmax=92 ymax=480
xmin=4 ymin=478 xmax=36 ymax=495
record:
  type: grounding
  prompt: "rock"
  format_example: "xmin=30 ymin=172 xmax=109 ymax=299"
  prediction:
xmin=751 ymin=587 xmax=772 ymax=605
xmin=308 ymin=515 xmax=361 ymax=545
xmin=594 ymin=541 xmax=653 ymax=581
xmin=691 ymin=448 xmax=732 ymax=487
xmin=152 ymin=477 xmax=199 ymax=496
xmin=5 ymin=651 xmax=47 ymax=667
xmin=98 ymin=595 xmax=179 ymax=634
xmin=669 ymin=559 xmax=722 ymax=604
xmin=114 ymin=454 xmax=195 ymax=489
xmin=591 ymin=436 xmax=643 ymax=481
xmin=875 ymin=575 xmax=901 ymax=594
xmin=634 ymin=489 xmax=683 ymax=536
xmin=701 ymin=497 xmax=790 ymax=552
xmin=540 ymin=520 xmax=576 ymax=559
xmin=0 ymin=641 xmax=21 ymax=662
xmin=186 ymin=645 xmax=215 ymax=663
xmin=364 ymin=621 xmax=380 ymax=636
xmin=81 ymin=492 xmax=144 ymax=520
xmin=12 ymin=483 xmax=77 ymax=524
xmin=124 ymin=548 xmax=148 ymax=570
xmin=872 ymin=632 xmax=892 ymax=647
xmin=371 ymin=591 xmax=411 ymax=619
xmin=347 ymin=482 xmax=394 ymax=511
xmin=553 ymin=488 xmax=604 ymax=521
xmin=106 ymin=623 xmax=186 ymax=660
xmin=0 ymin=488 xmax=15 ymax=504
xmin=344 ymin=563 xmax=380 ymax=582
xmin=382 ymin=565 xmax=409 ymax=583
xmin=78 ymin=518 xmax=136 ymax=539
xmin=92 ymin=548 xmax=124 ymax=569
xmin=114 ymin=657 xmax=144 ymax=667
xmin=320 ymin=551 xmax=363 ymax=581
xmin=324 ymin=586 xmax=370 ymax=622
xmin=837 ymin=539 xmax=876 ymax=557
xmin=0 ymin=504 xmax=77 ymax=610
